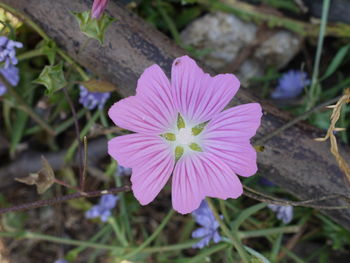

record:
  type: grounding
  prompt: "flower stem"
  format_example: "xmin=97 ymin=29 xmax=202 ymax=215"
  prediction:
xmin=121 ymin=209 xmax=175 ymax=260
xmin=108 ymin=217 xmax=129 ymax=247
xmin=0 ymin=230 xmax=196 ymax=253
xmin=238 ymin=225 xmax=301 ymax=239
xmin=17 ymin=49 xmax=44 ymax=61
xmin=306 ymin=0 xmax=331 ymax=110
xmin=206 ymin=198 xmax=250 ymax=263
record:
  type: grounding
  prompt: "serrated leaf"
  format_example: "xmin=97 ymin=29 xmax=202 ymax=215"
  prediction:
xmin=34 ymin=63 xmax=67 ymax=94
xmin=81 ymin=79 xmax=117 ymax=92
xmin=15 ymin=156 xmax=55 ymax=194
xmin=41 ymin=40 xmax=58 ymax=65
xmin=73 ymin=10 xmax=116 ymax=44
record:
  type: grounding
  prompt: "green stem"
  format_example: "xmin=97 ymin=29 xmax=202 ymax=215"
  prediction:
xmin=64 ymin=110 xmax=100 ymax=162
xmin=219 ymin=200 xmax=230 ymax=224
xmin=121 ymin=209 xmax=175 ymax=260
xmin=255 ymin=95 xmax=341 ymax=145
xmin=188 ymin=243 xmax=229 ymax=263
xmin=67 ymin=225 xmax=112 ymax=259
xmin=0 ymin=230 xmax=195 ymax=253
xmin=206 ymin=198 xmax=250 ymax=263
xmin=306 ymin=0 xmax=330 ymax=110
xmin=2 ymin=79 xmax=55 ymax=136
xmin=238 ymin=225 xmax=301 ymax=239
xmin=17 ymin=49 xmax=44 ymax=61
xmin=0 ymin=231 xmax=123 ymax=252
xmin=156 ymin=0 xmax=182 ymax=46
xmin=100 ymin=111 xmax=133 ymax=243
xmin=108 ymin=217 xmax=129 ymax=247
xmin=0 ymin=3 xmax=89 ymax=81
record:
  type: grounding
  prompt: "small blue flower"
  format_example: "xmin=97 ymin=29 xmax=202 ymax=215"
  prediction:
xmin=258 ymin=177 xmax=275 ymax=187
xmin=79 ymin=85 xmax=111 ymax=110
xmin=115 ymin=165 xmax=132 ymax=177
xmin=271 ymin=70 xmax=310 ymax=99
xmin=268 ymin=204 xmax=293 ymax=224
xmin=0 ymin=36 xmax=23 ymax=68
xmin=85 ymin=194 xmax=119 ymax=222
xmin=0 ymin=65 xmax=20 ymax=95
xmin=191 ymin=201 xmax=222 ymax=249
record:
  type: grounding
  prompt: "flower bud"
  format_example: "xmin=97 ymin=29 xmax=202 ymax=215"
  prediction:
xmin=91 ymin=0 xmax=109 ymax=19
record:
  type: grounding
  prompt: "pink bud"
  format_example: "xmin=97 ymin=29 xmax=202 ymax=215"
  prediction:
xmin=91 ymin=0 xmax=109 ymax=19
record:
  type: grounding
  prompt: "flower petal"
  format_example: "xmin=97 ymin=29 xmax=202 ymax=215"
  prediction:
xmin=204 ymin=141 xmax=258 ymax=177
xmin=109 ymin=65 xmax=176 ymax=134
xmin=108 ymin=133 xmax=171 ymax=169
xmin=172 ymin=153 xmax=243 ymax=214
xmin=171 ymin=56 xmax=240 ymax=124
xmin=108 ymin=134 xmax=175 ymax=205
xmin=136 ymin=64 xmax=176 ymax=127
xmin=202 ymin=103 xmax=262 ymax=177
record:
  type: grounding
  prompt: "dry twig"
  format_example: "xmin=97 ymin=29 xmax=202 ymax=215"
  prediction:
xmin=315 ymin=88 xmax=350 ymax=182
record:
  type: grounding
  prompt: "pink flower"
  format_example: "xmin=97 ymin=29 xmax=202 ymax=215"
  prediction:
xmin=91 ymin=0 xmax=109 ymax=19
xmin=108 ymin=56 xmax=262 ymax=214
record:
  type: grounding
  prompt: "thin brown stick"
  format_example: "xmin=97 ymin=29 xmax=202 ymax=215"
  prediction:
xmin=0 ymin=185 xmax=131 ymax=215
xmin=256 ymin=95 xmax=342 ymax=145
xmin=243 ymin=186 xmax=350 ymax=210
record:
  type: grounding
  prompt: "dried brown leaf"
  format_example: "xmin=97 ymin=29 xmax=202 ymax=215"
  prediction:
xmin=15 ymin=156 xmax=55 ymax=194
xmin=81 ymin=79 xmax=117 ymax=93
xmin=315 ymin=88 xmax=350 ymax=182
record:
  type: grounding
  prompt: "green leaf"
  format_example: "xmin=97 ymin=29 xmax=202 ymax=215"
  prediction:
xmin=231 ymin=203 xmax=267 ymax=231
xmin=175 ymin=146 xmax=184 ymax=161
xmin=161 ymin=132 xmax=176 ymax=141
xmin=34 ymin=63 xmax=67 ymax=94
xmin=81 ymin=79 xmax=117 ymax=92
xmin=41 ymin=40 xmax=58 ymax=65
xmin=189 ymin=142 xmax=202 ymax=152
xmin=244 ymin=246 xmax=271 ymax=263
xmin=177 ymin=113 xmax=185 ymax=129
xmin=9 ymin=108 xmax=28 ymax=157
xmin=321 ymin=44 xmax=350 ymax=81
xmin=192 ymin=121 xmax=208 ymax=136
xmin=72 ymin=10 xmax=116 ymax=44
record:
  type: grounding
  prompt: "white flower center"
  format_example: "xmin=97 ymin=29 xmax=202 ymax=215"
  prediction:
xmin=176 ymin=128 xmax=194 ymax=145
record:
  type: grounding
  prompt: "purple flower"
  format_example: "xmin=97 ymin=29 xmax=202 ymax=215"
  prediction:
xmin=85 ymin=194 xmax=119 ymax=222
xmin=0 ymin=36 xmax=23 ymax=68
xmin=191 ymin=201 xmax=222 ymax=249
xmin=115 ymin=165 xmax=132 ymax=177
xmin=0 ymin=65 xmax=20 ymax=96
xmin=54 ymin=260 xmax=68 ymax=263
xmin=79 ymin=85 xmax=111 ymax=110
xmin=271 ymin=70 xmax=310 ymax=99
xmin=268 ymin=204 xmax=293 ymax=224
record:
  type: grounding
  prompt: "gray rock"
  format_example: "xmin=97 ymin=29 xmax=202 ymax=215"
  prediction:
xmin=181 ymin=12 xmax=303 ymax=85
